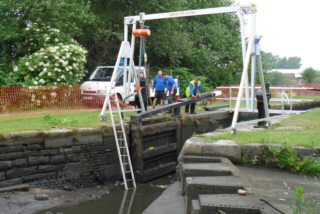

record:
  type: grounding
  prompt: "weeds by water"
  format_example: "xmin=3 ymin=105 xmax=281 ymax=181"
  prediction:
xmin=291 ymin=186 xmax=320 ymax=214
xmin=241 ymin=144 xmax=320 ymax=176
xmin=269 ymin=144 xmax=320 ymax=175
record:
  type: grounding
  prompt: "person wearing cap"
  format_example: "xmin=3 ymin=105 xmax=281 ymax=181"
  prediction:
xmin=152 ymin=70 xmax=166 ymax=108
xmin=185 ymin=77 xmax=202 ymax=114
xmin=163 ymin=72 xmax=176 ymax=112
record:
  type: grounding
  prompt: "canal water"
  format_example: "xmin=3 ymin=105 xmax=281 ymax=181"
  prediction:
xmin=36 ymin=174 xmax=176 ymax=214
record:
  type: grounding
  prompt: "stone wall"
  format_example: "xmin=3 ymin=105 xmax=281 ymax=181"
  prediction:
xmin=0 ymin=110 xmax=261 ymax=187
xmin=180 ymin=137 xmax=320 ymax=165
xmin=0 ymin=127 xmax=123 ymax=189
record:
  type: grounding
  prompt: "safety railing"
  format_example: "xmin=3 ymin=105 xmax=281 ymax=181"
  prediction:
xmin=216 ymin=84 xmax=320 ymax=113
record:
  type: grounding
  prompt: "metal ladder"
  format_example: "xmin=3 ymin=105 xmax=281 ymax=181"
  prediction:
xmin=107 ymin=88 xmax=136 ymax=190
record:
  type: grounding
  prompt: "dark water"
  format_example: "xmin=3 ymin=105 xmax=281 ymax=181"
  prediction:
xmin=37 ymin=174 xmax=176 ymax=214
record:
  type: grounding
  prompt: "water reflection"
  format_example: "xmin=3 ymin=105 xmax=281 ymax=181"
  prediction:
xmin=37 ymin=184 xmax=163 ymax=214
xmin=118 ymin=189 xmax=136 ymax=214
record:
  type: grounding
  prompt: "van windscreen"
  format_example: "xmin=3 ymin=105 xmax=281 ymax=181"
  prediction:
xmin=89 ymin=67 xmax=113 ymax=81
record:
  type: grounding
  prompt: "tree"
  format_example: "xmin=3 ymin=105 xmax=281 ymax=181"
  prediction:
xmin=277 ymin=56 xmax=301 ymax=69
xmin=11 ymin=23 xmax=87 ymax=86
xmin=260 ymin=51 xmax=302 ymax=71
xmin=302 ymin=67 xmax=317 ymax=83
xmin=0 ymin=0 xmax=95 ymax=85
xmin=269 ymin=71 xmax=292 ymax=85
xmin=315 ymin=71 xmax=320 ymax=83
xmin=0 ymin=0 xmax=245 ymax=89
xmin=287 ymin=57 xmax=302 ymax=69
xmin=261 ymin=51 xmax=279 ymax=71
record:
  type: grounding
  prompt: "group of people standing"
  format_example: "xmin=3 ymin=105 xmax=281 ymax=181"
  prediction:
xmin=136 ymin=70 xmax=202 ymax=114
xmin=152 ymin=70 xmax=177 ymax=110
xmin=152 ymin=70 xmax=202 ymax=114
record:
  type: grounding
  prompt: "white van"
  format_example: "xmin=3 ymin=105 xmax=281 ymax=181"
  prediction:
xmin=80 ymin=66 xmax=145 ymax=105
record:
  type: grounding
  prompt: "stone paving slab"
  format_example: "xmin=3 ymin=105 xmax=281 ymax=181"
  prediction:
xmin=194 ymin=194 xmax=279 ymax=214
xmin=191 ymin=199 xmax=201 ymax=214
xmin=185 ymin=176 xmax=246 ymax=214
xmin=186 ymin=176 xmax=245 ymax=194
xmin=180 ymin=162 xmax=240 ymax=195
xmin=180 ymin=162 xmax=240 ymax=178
xmin=179 ymin=155 xmax=232 ymax=164
xmin=237 ymin=165 xmax=320 ymax=213
xmin=179 ymin=137 xmax=242 ymax=163
xmin=142 ymin=181 xmax=186 ymax=214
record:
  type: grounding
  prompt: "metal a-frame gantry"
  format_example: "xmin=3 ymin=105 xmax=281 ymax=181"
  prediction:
xmin=100 ymin=3 xmax=271 ymax=189
xmin=100 ymin=3 xmax=270 ymax=133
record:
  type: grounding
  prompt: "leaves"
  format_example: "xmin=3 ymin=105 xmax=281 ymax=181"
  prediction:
xmin=302 ymin=68 xmax=317 ymax=83
xmin=10 ymin=23 xmax=88 ymax=86
xmin=269 ymin=71 xmax=294 ymax=85
xmin=1 ymin=0 xmax=246 ymax=88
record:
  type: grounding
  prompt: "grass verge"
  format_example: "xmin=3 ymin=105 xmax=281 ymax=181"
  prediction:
xmin=0 ymin=111 xmax=107 ymax=133
xmin=201 ymin=109 xmax=320 ymax=147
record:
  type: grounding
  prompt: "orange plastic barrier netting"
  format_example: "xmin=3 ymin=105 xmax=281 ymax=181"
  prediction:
xmin=0 ymin=85 xmax=133 ymax=113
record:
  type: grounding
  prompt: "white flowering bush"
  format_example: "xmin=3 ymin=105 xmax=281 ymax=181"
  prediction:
xmin=12 ymin=23 xmax=88 ymax=86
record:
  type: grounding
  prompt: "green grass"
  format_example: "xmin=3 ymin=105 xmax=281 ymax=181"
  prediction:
xmin=201 ymin=109 xmax=320 ymax=147
xmin=0 ymin=110 xmax=141 ymax=134
xmin=0 ymin=101 xmax=229 ymax=133
xmin=293 ymin=95 xmax=320 ymax=101
xmin=0 ymin=107 xmax=171 ymax=133
xmin=0 ymin=111 xmax=107 ymax=133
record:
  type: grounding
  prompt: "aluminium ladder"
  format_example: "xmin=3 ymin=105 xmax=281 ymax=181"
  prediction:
xmin=107 ymin=88 xmax=136 ymax=190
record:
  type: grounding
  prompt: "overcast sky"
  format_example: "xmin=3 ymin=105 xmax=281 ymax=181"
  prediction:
xmin=234 ymin=0 xmax=320 ymax=70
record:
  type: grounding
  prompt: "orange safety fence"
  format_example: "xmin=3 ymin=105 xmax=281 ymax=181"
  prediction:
xmin=0 ymin=85 xmax=133 ymax=114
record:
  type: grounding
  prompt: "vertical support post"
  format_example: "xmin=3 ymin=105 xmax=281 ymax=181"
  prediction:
xmin=123 ymin=24 xmax=129 ymax=98
xmin=139 ymin=37 xmax=143 ymax=68
xmin=238 ymin=13 xmax=250 ymax=110
xmin=124 ymin=24 xmax=132 ymax=98
xmin=256 ymin=50 xmax=270 ymax=124
xmin=124 ymin=24 xmax=128 ymax=42
xmin=123 ymin=59 xmax=129 ymax=98
xmin=250 ymin=14 xmax=257 ymax=111
xmin=129 ymin=22 xmax=145 ymax=112
xmin=128 ymin=23 xmax=137 ymax=87
xmin=290 ymin=89 xmax=293 ymax=112
xmin=100 ymin=42 xmax=125 ymax=119
xmin=229 ymin=88 xmax=232 ymax=108
xmin=281 ymin=88 xmax=285 ymax=113
xmin=231 ymin=36 xmax=254 ymax=133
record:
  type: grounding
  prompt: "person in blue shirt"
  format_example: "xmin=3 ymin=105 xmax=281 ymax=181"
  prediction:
xmin=152 ymin=70 xmax=166 ymax=108
xmin=163 ymin=73 xmax=176 ymax=113
xmin=185 ymin=77 xmax=202 ymax=114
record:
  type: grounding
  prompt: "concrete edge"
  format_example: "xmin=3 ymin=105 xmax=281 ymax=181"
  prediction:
xmin=179 ymin=137 xmax=320 ymax=166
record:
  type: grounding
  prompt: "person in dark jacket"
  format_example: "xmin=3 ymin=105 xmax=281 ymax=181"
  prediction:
xmin=135 ymin=72 xmax=148 ymax=112
xmin=152 ymin=70 xmax=166 ymax=109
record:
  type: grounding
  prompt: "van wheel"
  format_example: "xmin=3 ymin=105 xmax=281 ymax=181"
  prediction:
xmin=116 ymin=94 xmax=123 ymax=105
